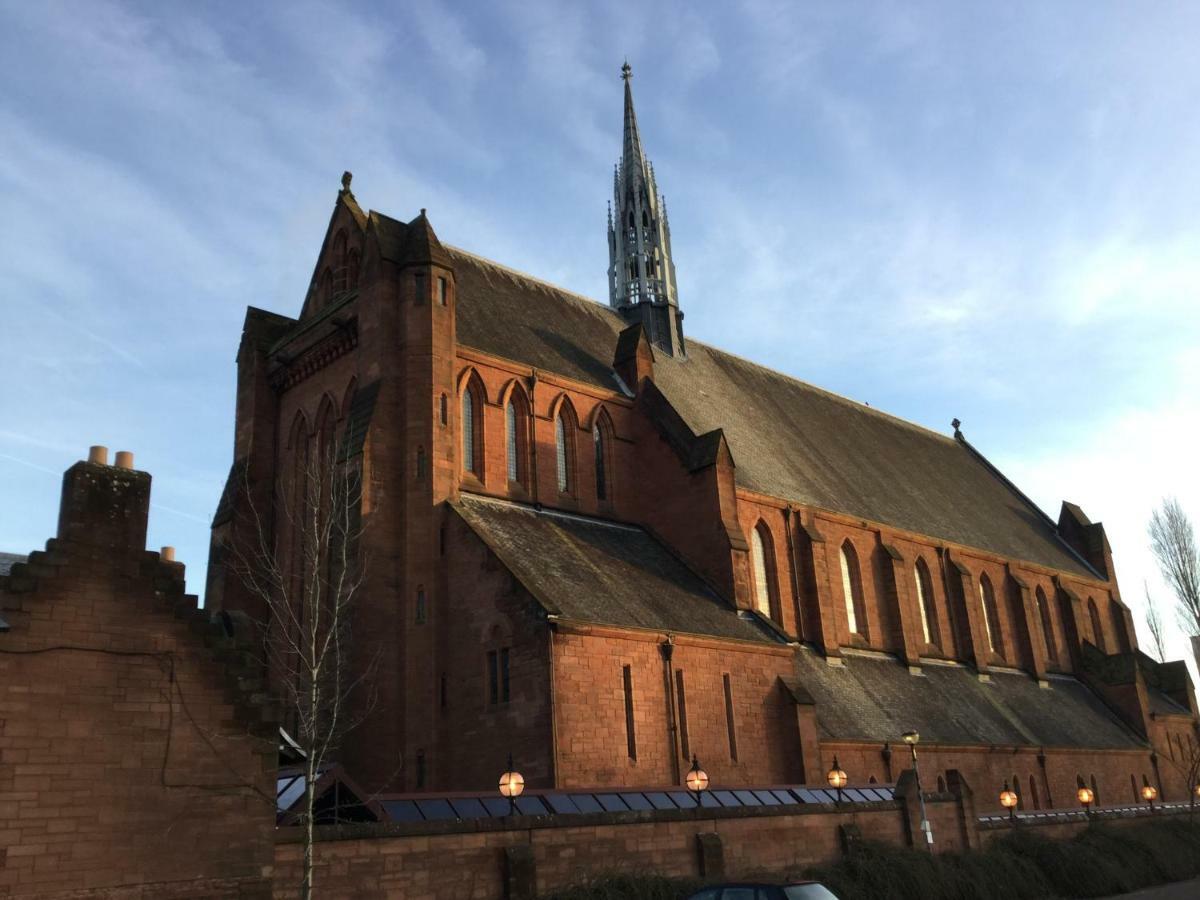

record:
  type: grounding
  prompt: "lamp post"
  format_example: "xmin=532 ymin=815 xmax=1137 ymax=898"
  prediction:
xmin=1076 ymin=777 xmax=1094 ymax=818
xmin=826 ymin=756 xmax=848 ymax=804
xmin=498 ymin=754 xmax=525 ymax=817
xmin=902 ymin=730 xmax=933 ymax=850
xmin=1141 ymin=776 xmax=1158 ymax=813
xmin=686 ymin=756 xmax=709 ymax=818
xmin=1000 ymin=781 xmax=1019 ymax=823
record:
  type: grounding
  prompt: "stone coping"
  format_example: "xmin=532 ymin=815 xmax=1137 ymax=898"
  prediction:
xmin=277 ymin=797 xmax=905 ymax=844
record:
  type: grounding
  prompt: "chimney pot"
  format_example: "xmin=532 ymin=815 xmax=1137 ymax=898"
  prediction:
xmin=88 ymin=446 xmax=109 ymax=465
xmin=161 ymin=546 xmax=176 ymax=562
xmin=115 ymin=451 xmax=134 ymax=470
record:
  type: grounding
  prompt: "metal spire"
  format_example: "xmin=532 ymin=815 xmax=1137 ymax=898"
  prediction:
xmin=607 ymin=61 xmax=684 ymax=357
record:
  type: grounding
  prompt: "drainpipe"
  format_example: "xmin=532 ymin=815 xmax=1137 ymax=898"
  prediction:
xmin=661 ymin=635 xmax=682 ymax=784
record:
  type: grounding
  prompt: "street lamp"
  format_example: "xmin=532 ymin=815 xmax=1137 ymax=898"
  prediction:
xmin=902 ymin=730 xmax=933 ymax=850
xmin=826 ymin=756 xmax=848 ymax=804
xmin=498 ymin=753 xmax=525 ymax=816
xmin=1000 ymin=781 xmax=1019 ymax=823
xmin=1076 ymin=777 xmax=1094 ymax=817
xmin=686 ymin=756 xmax=709 ymax=816
xmin=1141 ymin=776 xmax=1158 ymax=813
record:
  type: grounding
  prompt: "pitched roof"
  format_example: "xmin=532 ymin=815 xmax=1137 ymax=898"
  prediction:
xmin=445 ymin=245 xmax=1093 ymax=577
xmin=792 ymin=649 xmax=1143 ymax=750
xmin=451 ymin=493 xmax=778 ymax=644
xmin=0 ymin=552 xmax=26 ymax=576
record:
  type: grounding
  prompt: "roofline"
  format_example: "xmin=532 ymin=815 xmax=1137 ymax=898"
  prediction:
xmin=444 ymin=240 xmax=963 ymax=447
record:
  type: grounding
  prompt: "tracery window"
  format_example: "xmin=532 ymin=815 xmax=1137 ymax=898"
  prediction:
xmin=462 ymin=382 xmax=481 ymax=475
xmin=554 ymin=402 xmax=576 ymax=494
xmin=504 ymin=388 xmax=529 ymax=487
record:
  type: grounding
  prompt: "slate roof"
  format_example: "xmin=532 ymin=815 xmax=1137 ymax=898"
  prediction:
xmin=792 ymin=649 xmax=1143 ymax=750
xmin=1147 ymin=686 xmax=1191 ymax=717
xmin=451 ymin=493 xmax=778 ymax=644
xmin=445 ymin=244 xmax=1093 ymax=578
xmin=0 ymin=552 xmax=26 ymax=576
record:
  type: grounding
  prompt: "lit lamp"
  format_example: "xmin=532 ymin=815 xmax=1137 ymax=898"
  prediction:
xmin=498 ymin=753 xmax=525 ymax=816
xmin=827 ymin=756 xmax=848 ymax=804
xmin=1000 ymin=781 xmax=1019 ymax=822
xmin=1076 ymin=777 xmax=1095 ymax=817
xmin=1141 ymin=776 xmax=1158 ymax=813
xmin=902 ymin=730 xmax=933 ymax=850
xmin=1194 ymin=783 xmax=1200 ymax=800
xmin=686 ymin=756 xmax=709 ymax=815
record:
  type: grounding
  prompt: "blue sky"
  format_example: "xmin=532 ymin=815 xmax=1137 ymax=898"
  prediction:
xmin=1 ymin=1 xmax=1197 ymax=670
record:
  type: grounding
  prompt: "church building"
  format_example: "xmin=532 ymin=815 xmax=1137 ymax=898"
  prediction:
xmin=206 ymin=66 xmax=1199 ymax=811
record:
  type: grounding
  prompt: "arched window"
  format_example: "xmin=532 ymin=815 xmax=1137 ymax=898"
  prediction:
xmin=1088 ymin=597 xmax=1107 ymax=652
xmin=936 ymin=775 xmax=946 ymax=793
xmin=439 ymin=393 xmax=448 ymax=427
xmin=978 ymin=574 xmax=1002 ymax=656
xmin=462 ymin=381 xmax=481 ymax=475
xmin=319 ymin=268 xmax=333 ymax=306
xmin=593 ymin=409 xmax=613 ymax=501
xmin=415 ymin=586 xmax=427 ymax=624
xmin=1029 ymin=775 xmax=1040 ymax=810
xmin=347 ymin=248 xmax=361 ymax=290
xmin=750 ymin=523 xmax=777 ymax=619
xmin=1012 ymin=773 xmax=1023 ymax=810
xmin=554 ymin=401 xmax=576 ymax=494
xmin=1036 ymin=587 xmax=1058 ymax=664
xmin=332 ymin=231 xmax=347 ymax=293
xmin=1131 ymin=774 xmax=1139 ymax=802
xmin=839 ymin=541 xmax=867 ymax=638
xmin=505 ymin=388 xmax=529 ymax=487
xmin=1111 ymin=599 xmax=1131 ymax=653
xmin=1090 ymin=774 xmax=1101 ymax=806
xmin=914 ymin=557 xmax=938 ymax=647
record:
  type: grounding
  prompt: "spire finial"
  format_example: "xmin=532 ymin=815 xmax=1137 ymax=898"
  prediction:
xmin=341 ymin=170 xmax=353 ymax=193
xmin=621 ymin=60 xmax=632 ymax=81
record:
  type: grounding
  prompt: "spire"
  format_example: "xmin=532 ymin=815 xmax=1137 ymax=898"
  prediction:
xmin=607 ymin=62 xmax=685 ymax=358
xmin=621 ymin=61 xmax=645 ymax=177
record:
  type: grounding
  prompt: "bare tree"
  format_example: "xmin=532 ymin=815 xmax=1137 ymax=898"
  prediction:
xmin=1144 ymin=581 xmax=1168 ymax=663
xmin=230 ymin=435 xmax=376 ymax=900
xmin=1149 ymin=497 xmax=1200 ymax=636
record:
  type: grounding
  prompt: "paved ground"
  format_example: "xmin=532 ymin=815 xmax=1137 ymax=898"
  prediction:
xmin=1105 ymin=878 xmax=1200 ymax=899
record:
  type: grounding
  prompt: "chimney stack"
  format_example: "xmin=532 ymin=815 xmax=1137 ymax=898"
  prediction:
xmin=56 ymin=446 xmax=151 ymax=552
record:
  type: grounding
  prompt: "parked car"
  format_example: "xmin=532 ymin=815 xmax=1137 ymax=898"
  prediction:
xmin=686 ymin=883 xmax=840 ymax=900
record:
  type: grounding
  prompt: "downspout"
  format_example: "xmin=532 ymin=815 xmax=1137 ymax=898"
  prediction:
xmin=661 ymin=635 xmax=682 ymax=785
xmin=548 ymin=618 xmax=560 ymax=786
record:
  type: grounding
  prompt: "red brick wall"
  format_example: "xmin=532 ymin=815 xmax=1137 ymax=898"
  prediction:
xmin=435 ymin=509 xmax=554 ymax=791
xmin=0 ymin=461 xmax=275 ymax=898
xmin=272 ymin=800 xmax=934 ymax=900
xmin=552 ymin=629 xmax=799 ymax=789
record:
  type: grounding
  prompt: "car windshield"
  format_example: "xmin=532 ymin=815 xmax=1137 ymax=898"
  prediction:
xmin=783 ymin=886 xmax=839 ymax=900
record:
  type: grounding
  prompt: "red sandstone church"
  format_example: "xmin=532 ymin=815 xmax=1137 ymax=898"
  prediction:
xmin=204 ymin=67 xmax=1198 ymax=810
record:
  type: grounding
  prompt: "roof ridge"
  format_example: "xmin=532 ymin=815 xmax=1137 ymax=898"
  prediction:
xmin=458 ymin=491 xmax=642 ymax=533
xmin=442 ymin=242 xmax=959 ymax=446
xmin=676 ymin=342 xmax=960 ymax=447
xmin=444 ymin=245 xmax=621 ymax=314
